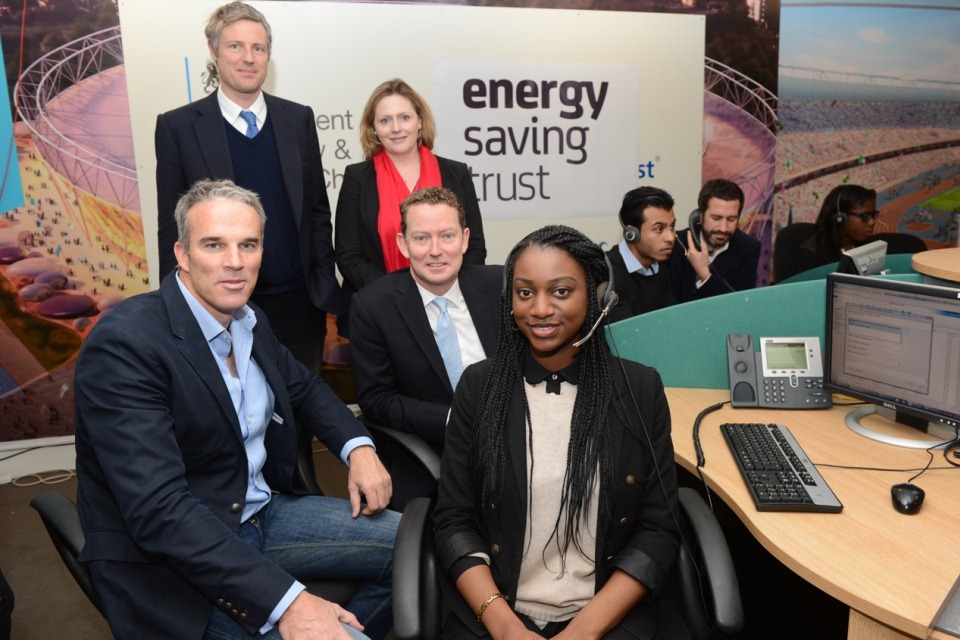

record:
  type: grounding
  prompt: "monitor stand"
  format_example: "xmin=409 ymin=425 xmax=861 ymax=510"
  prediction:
xmin=845 ymin=406 xmax=954 ymax=449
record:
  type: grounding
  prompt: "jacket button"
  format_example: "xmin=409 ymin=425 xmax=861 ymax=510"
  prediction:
xmin=606 ymin=555 xmax=614 ymax=563
xmin=217 ymin=598 xmax=225 ymax=606
xmin=490 ymin=502 xmax=496 ymax=512
xmin=619 ymin=517 xmax=629 ymax=527
xmin=625 ymin=475 xmax=636 ymax=486
xmin=240 ymin=612 xmax=248 ymax=622
xmin=230 ymin=503 xmax=242 ymax=514
xmin=491 ymin=544 xmax=501 ymax=556
xmin=231 ymin=608 xmax=239 ymax=617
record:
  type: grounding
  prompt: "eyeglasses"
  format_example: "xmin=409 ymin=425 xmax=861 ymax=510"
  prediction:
xmin=847 ymin=210 xmax=879 ymax=222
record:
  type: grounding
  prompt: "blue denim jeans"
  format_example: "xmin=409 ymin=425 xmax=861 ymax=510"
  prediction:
xmin=204 ymin=494 xmax=400 ymax=640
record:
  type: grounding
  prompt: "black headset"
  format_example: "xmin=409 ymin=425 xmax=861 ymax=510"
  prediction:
xmin=619 ymin=211 xmax=640 ymax=244
xmin=835 ymin=188 xmax=848 ymax=226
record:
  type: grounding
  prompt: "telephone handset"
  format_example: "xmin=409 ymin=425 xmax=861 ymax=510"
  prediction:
xmin=726 ymin=334 xmax=833 ymax=409
xmin=688 ymin=209 xmax=702 ymax=251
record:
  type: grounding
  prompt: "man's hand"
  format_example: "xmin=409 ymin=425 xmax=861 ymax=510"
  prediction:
xmin=277 ymin=591 xmax=362 ymax=639
xmin=683 ymin=230 xmax=712 ymax=282
xmin=347 ymin=445 xmax=392 ymax=517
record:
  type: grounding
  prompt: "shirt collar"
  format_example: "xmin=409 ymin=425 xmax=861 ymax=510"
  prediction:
xmin=618 ymin=239 xmax=658 ymax=276
xmin=521 ymin=349 xmax=579 ymax=394
xmin=175 ymin=270 xmax=256 ymax=342
xmin=414 ymin=275 xmax=464 ymax=310
xmin=217 ymin=87 xmax=267 ymax=128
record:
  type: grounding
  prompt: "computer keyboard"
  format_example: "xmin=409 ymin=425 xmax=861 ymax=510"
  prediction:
xmin=720 ymin=422 xmax=843 ymax=513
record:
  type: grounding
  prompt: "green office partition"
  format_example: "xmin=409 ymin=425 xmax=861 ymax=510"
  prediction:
xmin=605 ymin=273 xmax=923 ymax=389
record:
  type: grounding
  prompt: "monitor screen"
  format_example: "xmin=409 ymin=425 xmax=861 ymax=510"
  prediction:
xmin=824 ymin=273 xmax=960 ymax=448
xmin=837 ymin=239 xmax=887 ymax=276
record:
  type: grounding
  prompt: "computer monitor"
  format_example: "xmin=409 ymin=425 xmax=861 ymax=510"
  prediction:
xmin=824 ymin=273 xmax=960 ymax=449
xmin=837 ymin=239 xmax=887 ymax=276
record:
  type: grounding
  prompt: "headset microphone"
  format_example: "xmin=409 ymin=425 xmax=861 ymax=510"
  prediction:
xmin=573 ymin=290 xmax=619 ymax=348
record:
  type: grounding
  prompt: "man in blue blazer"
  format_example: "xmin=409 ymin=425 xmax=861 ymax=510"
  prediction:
xmin=670 ymin=179 xmax=761 ymax=302
xmin=155 ymin=1 xmax=341 ymax=372
xmin=349 ymin=188 xmax=501 ymax=509
xmin=75 ymin=180 xmax=398 ymax=640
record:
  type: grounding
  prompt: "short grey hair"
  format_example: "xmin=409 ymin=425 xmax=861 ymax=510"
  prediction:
xmin=205 ymin=1 xmax=272 ymax=56
xmin=174 ymin=179 xmax=267 ymax=251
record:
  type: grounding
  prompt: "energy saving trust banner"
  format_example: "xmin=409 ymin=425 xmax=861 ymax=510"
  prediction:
xmin=433 ymin=62 xmax=640 ymax=220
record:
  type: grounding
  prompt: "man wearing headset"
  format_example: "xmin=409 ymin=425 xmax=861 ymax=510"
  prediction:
xmin=670 ymin=179 xmax=761 ymax=302
xmin=605 ymin=186 xmax=678 ymax=323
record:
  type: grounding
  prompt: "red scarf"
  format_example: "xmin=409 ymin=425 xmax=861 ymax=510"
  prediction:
xmin=374 ymin=146 xmax=442 ymax=273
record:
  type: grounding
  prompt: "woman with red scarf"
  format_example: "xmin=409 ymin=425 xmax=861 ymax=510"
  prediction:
xmin=335 ymin=79 xmax=487 ymax=335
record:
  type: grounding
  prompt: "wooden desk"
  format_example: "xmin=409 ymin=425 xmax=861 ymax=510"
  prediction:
xmin=912 ymin=248 xmax=960 ymax=283
xmin=666 ymin=388 xmax=960 ymax=640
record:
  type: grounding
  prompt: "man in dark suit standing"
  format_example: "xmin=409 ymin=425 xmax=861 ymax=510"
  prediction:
xmin=349 ymin=188 xmax=501 ymax=509
xmin=669 ymin=179 xmax=761 ymax=302
xmin=155 ymin=1 xmax=341 ymax=372
xmin=74 ymin=180 xmax=398 ymax=640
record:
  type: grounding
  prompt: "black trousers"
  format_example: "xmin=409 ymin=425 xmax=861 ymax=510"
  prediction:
xmin=250 ymin=285 xmax=327 ymax=374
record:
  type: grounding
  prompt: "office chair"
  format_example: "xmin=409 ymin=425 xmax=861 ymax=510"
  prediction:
xmin=391 ymin=487 xmax=743 ymax=640
xmin=363 ymin=419 xmax=442 ymax=510
xmin=870 ymin=232 xmax=927 ymax=255
xmin=772 ymin=222 xmax=816 ymax=283
xmin=668 ymin=487 xmax=744 ymax=639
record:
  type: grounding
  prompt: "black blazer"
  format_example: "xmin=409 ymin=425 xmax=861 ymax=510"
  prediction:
xmin=74 ymin=273 xmax=368 ymax=639
xmin=155 ymin=91 xmax=344 ymax=314
xmin=349 ymin=265 xmax=502 ymax=446
xmin=669 ymin=228 xmax=761 ymax=302
xmin=334 ymin=156 xmax=487 ymax=333
xmin=434 ymin=356 xmax=680 ymax=638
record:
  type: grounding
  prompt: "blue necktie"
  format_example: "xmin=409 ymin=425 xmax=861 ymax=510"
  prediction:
xmin=432 ymin=297 xmax=463 ymax=389
xmin=239 ymin=110 xmax=258 ymax=139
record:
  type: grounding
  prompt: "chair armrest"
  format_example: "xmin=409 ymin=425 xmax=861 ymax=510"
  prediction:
xmin=677 ymin=487 xmax=744 ymax=635
xmin=364 ymin=421 xmax=441 ymax=486
xmin=392 ymin=497 xmax=441 ymax=640
xmin=30 ymin=491 xmax=103 ymax=614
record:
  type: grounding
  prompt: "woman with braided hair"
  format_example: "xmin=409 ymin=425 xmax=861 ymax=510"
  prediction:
xmin=434 ymin=225 xmax=683 ymax=639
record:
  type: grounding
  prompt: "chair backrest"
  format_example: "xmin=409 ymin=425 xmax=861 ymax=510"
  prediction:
xmin=29 ymin=491 xmax=103 ymax=615
xmin=392 ymin=497 xmax=442 ymax=640
xmin=671 ymin=487 xmax=744 ymax=639
xmin=772 ymin=222 xmax=816 ymax=283
xmin=870 ymin=232 xmax=928 ymax=255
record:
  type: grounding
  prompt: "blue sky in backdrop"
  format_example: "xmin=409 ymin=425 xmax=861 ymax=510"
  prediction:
xmin=780 ymin=1 xmax=960 ymax=83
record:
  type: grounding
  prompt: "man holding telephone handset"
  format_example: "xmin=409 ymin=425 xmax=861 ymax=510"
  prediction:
xmin=671 ymin=179 xmax=761 ymax=302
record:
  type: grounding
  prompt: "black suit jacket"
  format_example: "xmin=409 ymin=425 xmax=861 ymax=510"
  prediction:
xmin=434 ymin=356 xmax=680 ymax=638
xmin=669 ymin=228 xmax=760 ymax=302
xmin=74 ymin=273 xmax=368 ymax=639
xmin=334 ymin=157 xmax=486 ymax=334
xmin=155 ymin=91 xmax=344 ymax=314
xmin=349 ymin=265 xmax=502 ymax=446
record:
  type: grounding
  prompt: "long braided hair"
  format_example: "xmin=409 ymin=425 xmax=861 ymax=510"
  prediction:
xmin=469 ymin=225 xmax=619 ymax=567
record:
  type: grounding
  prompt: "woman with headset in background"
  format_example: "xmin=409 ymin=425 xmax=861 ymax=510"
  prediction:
xmin=334 ymin=78 xmax=486 ymax=335
xmin=433 ymin=225 xmax=684 ymax=639
xmin=796 ymin=184 xmax=878 ymax=273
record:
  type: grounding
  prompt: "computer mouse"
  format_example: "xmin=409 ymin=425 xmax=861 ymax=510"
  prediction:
xmin=891 ymin=483 xmax=925 ymax=515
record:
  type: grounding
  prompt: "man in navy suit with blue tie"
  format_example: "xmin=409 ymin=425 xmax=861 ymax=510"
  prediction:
xmin=155 ymin=1 xmax=341 ymax=372
xmin=349 ymin=188 xmax=501 ymax=509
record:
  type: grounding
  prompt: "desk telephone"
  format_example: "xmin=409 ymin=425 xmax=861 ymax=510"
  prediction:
xmin=726 ymin=334 xmax=832 ymax=409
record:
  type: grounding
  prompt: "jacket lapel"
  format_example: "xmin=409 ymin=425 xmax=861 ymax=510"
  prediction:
xmin=161 ymin=274 xmax=243 ymax=442
xmin=266 ymin=94 xmax=304 ymax=227
xmin=193 ymin=93 xmax=234 ymax=180
xmin=461 ymin=267 xmax=499 ymax=357
xmin=395 ymin=274 xmax=454 ymax=394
